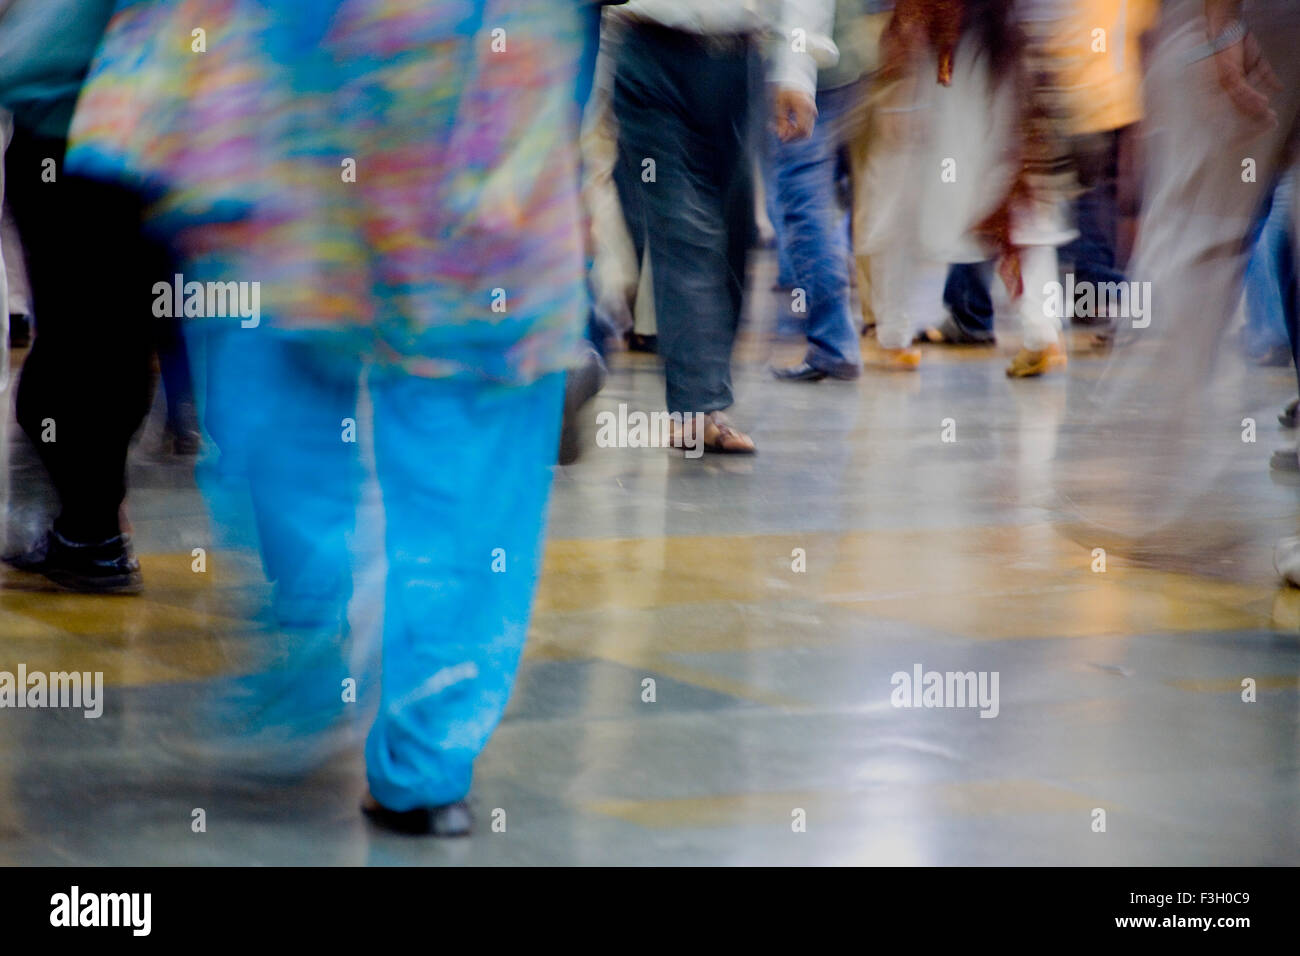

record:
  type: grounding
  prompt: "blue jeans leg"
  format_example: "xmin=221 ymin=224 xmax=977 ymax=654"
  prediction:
xmin=943 ymin=262 xmax=996 ymax=342
xmin=1244 ymin=173 xmax=1294 ymax=359
xmin=364 ymin=371 xmax=564 ymax=810
xmin=771 ymin=84 xmax=862 ymax=377
xmin=1060 ymin=130 xmax=1126 ymax=291
xmin=763 ymin=149 xmax=796 ymax=290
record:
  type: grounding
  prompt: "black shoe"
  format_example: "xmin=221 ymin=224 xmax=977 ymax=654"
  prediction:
xmin=362 ymin=794 xmax=473 ymax=837
xmin=8 ymin=314 xmax=31 ymax=349
xmin=3 ymin=529 xmax=142 ymax=594
xmin=918 ymin=316 xmax=996 ymax=346
xmin=1280 ymin=397 xmax=1299 ymax=429
xmin=771 ymin=361 xmax=828 ymax=382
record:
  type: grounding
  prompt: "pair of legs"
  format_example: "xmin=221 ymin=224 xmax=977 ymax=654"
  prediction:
xmin=873 ymin=245 xmax=1064 ymax=365
xmin=199 ymin=329 xmax=563 ymax=811
xmin=4 ymin=131 xmax=160 ymax=547
xmin=766 ymin=81 xmax=864 ymax=380
xmin=941 ymin=126 xmax=1129 ymax=345
xmin=612 ymin=22 xmax=758 ymax=431
xmin=862 ymin=38 xmax=1066 ymax=372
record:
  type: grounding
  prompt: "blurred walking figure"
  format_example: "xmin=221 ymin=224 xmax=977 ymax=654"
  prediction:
xmin=860 ymin=0 xmax=1075 ymax=374
xmin=610 ymin=1 xmax=831 ymax=452
xmin=926 ymin=0 xmax=1156 ymax=348
xmin=66 ymin=0 xmax=590 ymax=835
xmin=1059 ymin=0 xmax=1300 ymax=567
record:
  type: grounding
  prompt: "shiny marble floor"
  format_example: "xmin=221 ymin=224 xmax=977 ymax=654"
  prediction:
xmin=1 ymin=268 xmax=1299 ymax=865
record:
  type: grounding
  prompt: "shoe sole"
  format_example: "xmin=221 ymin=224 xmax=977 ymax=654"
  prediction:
xmin=771 ymin=371 xmax=829 ymax=382
xmin=4 ymin=565 xmax=142 ymax=595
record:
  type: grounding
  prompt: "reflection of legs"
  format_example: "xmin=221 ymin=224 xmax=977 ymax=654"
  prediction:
xmin=365 ymin=372 xmax=563 ymax=811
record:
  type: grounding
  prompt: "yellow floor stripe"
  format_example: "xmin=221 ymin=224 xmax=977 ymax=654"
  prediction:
xmin=584 ymin=779 xmax=1108 ymax=828
xmin=2 ymin=522 xmax=1291 ymax=695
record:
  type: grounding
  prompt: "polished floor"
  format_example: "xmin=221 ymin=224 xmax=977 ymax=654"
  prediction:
xmin=2 ymin=266 xmax=1299 ymax=865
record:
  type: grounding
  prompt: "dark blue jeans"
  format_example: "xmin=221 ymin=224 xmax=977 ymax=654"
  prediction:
xmin=943 ymin=261 xmax=996 ymax=342
xmin=1060 ymin=128 xmax=1126 ymax=290
xmin=766 ymin=82 xmax=863 ymax=377
xmin=612 ymin=22 xmax=758 ymax=414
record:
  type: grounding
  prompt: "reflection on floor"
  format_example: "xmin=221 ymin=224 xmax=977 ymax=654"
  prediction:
xmin=2 ymin=279 xmax=1298 ymax=865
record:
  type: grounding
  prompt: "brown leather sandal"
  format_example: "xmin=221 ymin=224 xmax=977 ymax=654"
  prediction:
xmin=702 ymin=412 xmax=756 ymax=455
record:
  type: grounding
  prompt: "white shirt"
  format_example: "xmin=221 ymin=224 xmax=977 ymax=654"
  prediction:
xmin=619 ymin=0 xmax=838 ymax=94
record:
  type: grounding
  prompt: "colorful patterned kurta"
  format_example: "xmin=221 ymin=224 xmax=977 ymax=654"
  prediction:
xmin=66 ymin=0 xmax=589 ymax=384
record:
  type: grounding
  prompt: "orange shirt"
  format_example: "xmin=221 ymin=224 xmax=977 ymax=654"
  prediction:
xmin=1056 ymin=0 xmax=1160 ymax=134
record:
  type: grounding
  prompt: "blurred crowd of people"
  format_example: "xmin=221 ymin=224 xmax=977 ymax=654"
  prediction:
xmin=0 ymin=0 xmax=1296 ymax=834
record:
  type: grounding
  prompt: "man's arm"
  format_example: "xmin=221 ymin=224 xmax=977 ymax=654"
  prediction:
xmin=771 ymin=0 xmax=837 ymax=141
xmin=1204 ymin=0 xmax=1281 ymax=124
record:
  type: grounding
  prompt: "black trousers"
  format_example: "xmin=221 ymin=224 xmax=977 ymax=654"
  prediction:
xmin=5 ymin=130 xmax=165 ymax=543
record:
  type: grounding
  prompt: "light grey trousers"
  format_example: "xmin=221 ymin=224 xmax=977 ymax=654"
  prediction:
xmin=1063 ymin=0 xmax=1300 ymax=544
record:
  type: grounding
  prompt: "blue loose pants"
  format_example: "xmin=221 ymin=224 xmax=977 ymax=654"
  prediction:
xmin=198 ymin=329 xmax=563 ymax=808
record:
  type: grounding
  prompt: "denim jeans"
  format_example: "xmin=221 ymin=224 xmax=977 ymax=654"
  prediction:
xmin=612 ymin=22 xmax=759 ymax=414
xmin=1243 ymin=172 xmax=1296 ymax=363
xmin=1060 ymin=129 xmax=1127 ymax=292
xmin=765 ymin=82 xmax=863 ymax=377
xmin=943 ymin=261 xmax=997 ymax=342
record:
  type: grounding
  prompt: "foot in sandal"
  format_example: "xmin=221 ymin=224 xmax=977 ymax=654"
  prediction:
xmin=670 ymin=411 xmax=756 ymax=456
xmin=1005 ymin=341 xmax=1067 ymax=378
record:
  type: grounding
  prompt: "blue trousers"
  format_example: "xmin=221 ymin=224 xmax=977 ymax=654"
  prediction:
xmin=1243 ymin=172 xmax=1296 ymax=363
xmin=1059 ymin=129 xmax=1127 ymax=291
xmin=765 ymin=83 xmax=863 ymax=377
xmin=942 ymin=261 xmax=997 ymax=342
xmin=197 ymin=330 xmax=563 ymax=809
